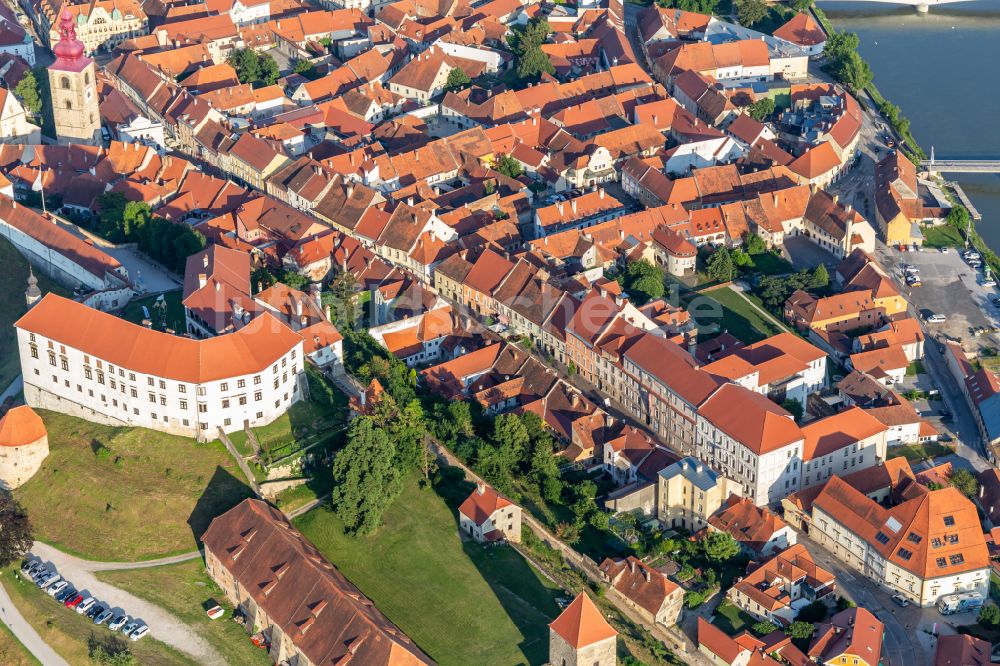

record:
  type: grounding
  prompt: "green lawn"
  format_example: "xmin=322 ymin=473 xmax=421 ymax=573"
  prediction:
xmin=294 ymin=474 xmax=563 ymax=666
xmin=922 ymin=225 xmax=964 ymax=249
xmin=887 ymin=441 xmax=955 ymax=463
xmin=689 ymin=286 xmax=788 ymax=343
xmin=713 ymin=600 xmax=757 ymax=635
xmin=121 ymin=291 xmax=186 ymax=333
xmin=249 ymin=366 xmax=348 ymax=462
xmin=906 ymin=360 xmax=926 ymax=376
xmin=274 ymin=465 xmax=333 ymax=512
xmin=750 ymin=252 xmax=794 ymax=276
xmin=14 ymin=411 xmax=255 ymax=561
xmin=0 ymin=236 xmax=69 ymax=392
xmin=96 ymin=560 xmax=270 ymax=666
xmin=2 ymin=568 xmax=193 ymax=666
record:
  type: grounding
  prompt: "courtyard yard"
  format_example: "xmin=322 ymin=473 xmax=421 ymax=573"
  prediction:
xmin=887 ymin=441 xmax=955 ymax=463
xmin=96 ymin=560 xmax=270 ymax=666
xmin=2 ymin=568 xmax=192 ymax=666
xmin=121 ymin=291 xmax=186 ymax=333
xmin=294 ymin=474 xmax=563 ymax=666
xmin=15 ymin=411 xmax=255 ymax=561
xmin=0 ymin=236 xmax=68 ymax=392
xmin=689 ymin=286 xmax=788 ymax=343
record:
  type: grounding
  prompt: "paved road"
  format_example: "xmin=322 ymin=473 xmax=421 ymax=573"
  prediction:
xmin=0 ymin=579 xmax=70 ymax=666
xmin=29 ymin=542 xmax=223 ymax=665
xmin=798 ymin=533 xmax=922 ymax=666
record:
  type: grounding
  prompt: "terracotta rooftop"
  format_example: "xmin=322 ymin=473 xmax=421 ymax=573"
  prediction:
xmin=0 ymin=406 xmax=46 ymax=447
xmin=549 ymin=593 xmax=617 ymax=649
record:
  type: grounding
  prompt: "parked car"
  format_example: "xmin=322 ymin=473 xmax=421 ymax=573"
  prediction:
xmin=47 ymin=581 xmax=68 ymax=597
xmin=55 ymin=586 xmax=76 ymax=603
xmin=36 ymin=572 xmax=57 ymax=587
xmin=21 ymin=559 xmax=38 ymax=575
xmin=206 ymin=606 xmax=225 ymax=620
xmin=94 ymin=609 xmax=114 ymax=626
xmin=76 ymin=597 xmax=96 ymax=614
xmin=108 ymin=614 xmax=128 ymax=631
xmin=87 ymin=603 xmax=104 ymax=620
xmin=926 ymin=313 xmax=947 ymax=324
xmin=940 ymin=246 xmax=951 ymax=253
xmin=129 ymin=624 xmax=149 ymax=642
xmin=64 ymin=594 xmax=84 ymax=609
xmin=892 ymin=594 xmax=910 ymax=607
xmin=121 ymin=621 xmax=140 ymax=636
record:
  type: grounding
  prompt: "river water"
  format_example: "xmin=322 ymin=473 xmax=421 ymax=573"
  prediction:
xmin=822 ymin=0 xmax=1000 ymax=249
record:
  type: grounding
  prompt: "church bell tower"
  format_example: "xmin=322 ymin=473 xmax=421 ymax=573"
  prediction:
xmin=48 ymin=9 xmax=100 ymax=145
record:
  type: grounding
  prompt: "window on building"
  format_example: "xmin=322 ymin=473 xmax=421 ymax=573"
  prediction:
xmin=950 ymin=554 xmax=964 ymax=565
xmin=180 ymin=400 xmax=187 ymax=410
xmin=254 ymin=391 xmax=262 ymax=401
xmin=875 ymin=532 xmax=890 ymax=545
xmin=907 ymin=532 xmax=922 ymax=544
xmin=936 ymin=557 xmax=947 ymax=568
xmin=237 ymin=379 xmax=245 ymax=389
xmin=943 ymin=516 xmax=955 ymax=526
xmin=60 ymin=76 xmax=69 ymax=89
xmin=897 ymin=548 xmax=912 ymax=561
xmin=221 ymin=382 xmax=228 ymax=392
xmin=222 ymin=399 xmax=229 ymax=408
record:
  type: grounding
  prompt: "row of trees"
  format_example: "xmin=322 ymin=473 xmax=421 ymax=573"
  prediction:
xmin=823 ymin=31 xmax=873 ymax=94
xmin=754 ymin=265 xmax=829 ymax=311
xmin=95 ymin=193 xmax=206 ymax=273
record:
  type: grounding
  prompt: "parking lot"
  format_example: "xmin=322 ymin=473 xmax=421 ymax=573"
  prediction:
xmin=20 ymin=555 xmax=150 ymax=643
xmin=887 ymin=246 xmax=1000 ymax=350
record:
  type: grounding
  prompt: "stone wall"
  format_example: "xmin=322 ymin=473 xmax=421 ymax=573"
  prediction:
xmin=0 ymin=435 xmax=48 ymax=489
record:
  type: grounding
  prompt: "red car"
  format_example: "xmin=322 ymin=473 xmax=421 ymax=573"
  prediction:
xmin=65 ymin=594 xmax=84 ymax=608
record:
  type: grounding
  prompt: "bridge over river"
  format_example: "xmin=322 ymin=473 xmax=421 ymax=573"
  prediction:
xmin=920 ymin=159 xmax=1000 ymax=173
xmin=816 ymin=0 xmax=975 ymax=12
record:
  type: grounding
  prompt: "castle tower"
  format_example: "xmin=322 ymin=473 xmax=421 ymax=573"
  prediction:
xmin=48 ymin=9 xmax=100 ymax=145
xmin=25 ymin=267 xmax=41 ymax=307
xmin=548 ymin=593 xmax=617 ymax=666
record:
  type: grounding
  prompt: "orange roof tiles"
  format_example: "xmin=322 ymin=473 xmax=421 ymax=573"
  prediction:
xmin=698 ymin=383 xmax=803 ymax=455
xmin=459 ymin=483 xmax=513 ymax=526
xmin=0 ymin=406 xmax=46 ymax=447
xmin=801 ymin=407 xmax=887 ymax=461
xmin=773 ymin=12 xmax=826 ymax=47
xmin=16 ymin=294 xmax=302 ymax=384
xmin=549 ymin=593 xmax=617 ymax=649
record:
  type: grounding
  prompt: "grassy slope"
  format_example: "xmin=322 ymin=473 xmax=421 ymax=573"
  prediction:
xmin=0 ymin=236 xmax=69 ymax=391
xmin=692 ymin=286 xmax=787 ymax=343
xmin=0 ymin=609 xmax=40 ymax=666
xmin=14 ymin=411 xmax=255 ymax=561
xmin=2 ymin=569 xmax=192 ymax=666
xmin=294 ymin=475 xmax=563 ymax=666
xmin=96 ymin=560 xmax=270 ymax=666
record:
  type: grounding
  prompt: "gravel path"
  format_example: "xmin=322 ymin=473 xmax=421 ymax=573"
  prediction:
xmin=30 ymin=542 xmax=223 ymax=665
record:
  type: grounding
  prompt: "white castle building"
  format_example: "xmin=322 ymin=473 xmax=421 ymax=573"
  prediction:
xmin=16 ymin=293 xmax=305 ymax=439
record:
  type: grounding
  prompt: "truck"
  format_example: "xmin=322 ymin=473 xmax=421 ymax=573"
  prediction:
xmin=937 ymin=592 xmax=984 ymax=615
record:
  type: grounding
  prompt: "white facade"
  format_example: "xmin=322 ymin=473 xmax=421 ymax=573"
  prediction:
xmin=17 ymin=323 xmax=304 ymax=440
xmin=0 ymin=90 xmax=40 ymax=144
xmin=696 ymin=419 xmax=802 ymax=506
xmin=117 ymin=115 xmax=166 ymax=152
xmin=229 ymin=0 xmax=270 ymax=25
xmin=434 ymin=40 xmax=503 ymax=73
xmin=663 ymin=137 xmax=743 ymax=176
xmin=801 ymin=431 xmax=887 ymax=490
xmin=812 ymin=505 xmax=989 ymax=607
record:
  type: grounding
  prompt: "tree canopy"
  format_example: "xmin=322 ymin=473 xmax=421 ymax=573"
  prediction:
xmin=493 ymin=154 xmax=524 ymax=179
xmin=702 ymin=531 xmax=740 ymax=562
xmin=621 ymin=260 xmax=665 ymax=304
xmin=950 ymin=468 xmax=979 ymax=498
xmin=824 ymin=31 xmax=872 ymax=92
xmin=13 ymin=71 xmax=42 ymax=116
xmin=735 ymin=0 xmax=768 ymax=27
xmin=331 ymin=416 xmax=405 ymax=535
xmin=706 ymin=247 xmax=735 ymax=282
xmin=94 ymin=193 xmax=205 ymax=272
xmin=227 ymin=49 xmax=280 ymax=87
xmin=748 ymin=97 xmax=775 ymax=122
xmin=512 ymin=19 xmax=554 ymax=81
xmin=0 ymin=491 xmax=33 ymax=568
xmin=446 ymin=67 xmax=472 ymax=91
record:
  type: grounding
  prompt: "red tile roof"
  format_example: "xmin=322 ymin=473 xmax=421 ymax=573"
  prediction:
xmin=0 ymin=406 xmax=46 ymax=447
xmin=549 ymin=593 xmax=617 ymax=649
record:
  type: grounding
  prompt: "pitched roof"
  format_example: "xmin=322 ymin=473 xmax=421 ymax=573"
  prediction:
xmin=773 ymin=12 xmax=826 ymax=47
xmin=698 ymin=383 xmax=803 ymax=455
xmin=709 ymin=495 xmax=788 ymax=550
xmin=0 ymin=406 xmax=46 ymax=447
xmin=813 ymin=476 xmax=990 ymax=579
xmin=16 ymin=294 xmax=301 ymax=384
xmin=599 ymin=556 xmax=680 ymax=616
xmin=549 ymin=593 xmax=617 ymax=649
xmin=458 ymin=483 xmax=514 ymax=526
xmin=800 ymin=407 xmax=887 ymax=461
xmin=808 ymin=607 xmax=883 ymax=666
xmin=200 ymin=499 xmax=434 ymax=666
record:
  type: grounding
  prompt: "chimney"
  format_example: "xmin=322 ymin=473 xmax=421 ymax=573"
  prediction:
xmin=202 ymin=253 xmax=209 ymax=268
xmin=557 ymin=202 xmax=564 ymax=215
xmin=214 ymin=280 xmax=221 ymax=292
xmin=296 ymin=299 xmax=304 ymax=318
xmin=571 ymin=199 xmax=577 ymax=214
xmin=199 ymin=273 xmax=207 ymax=288
xmin=599 ymin=187 xmax=605 ymax=199
xmin=324 ymin=304 xmax=332 ymax=320
xmin=476 ymin=481 xmax=486 ymax=495
xmin=833 ymin=194 xmax=839 ymax=204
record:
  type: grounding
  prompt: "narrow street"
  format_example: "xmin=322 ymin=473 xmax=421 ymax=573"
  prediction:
xmin=797 ymin=533 xmax=922 ymax=666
